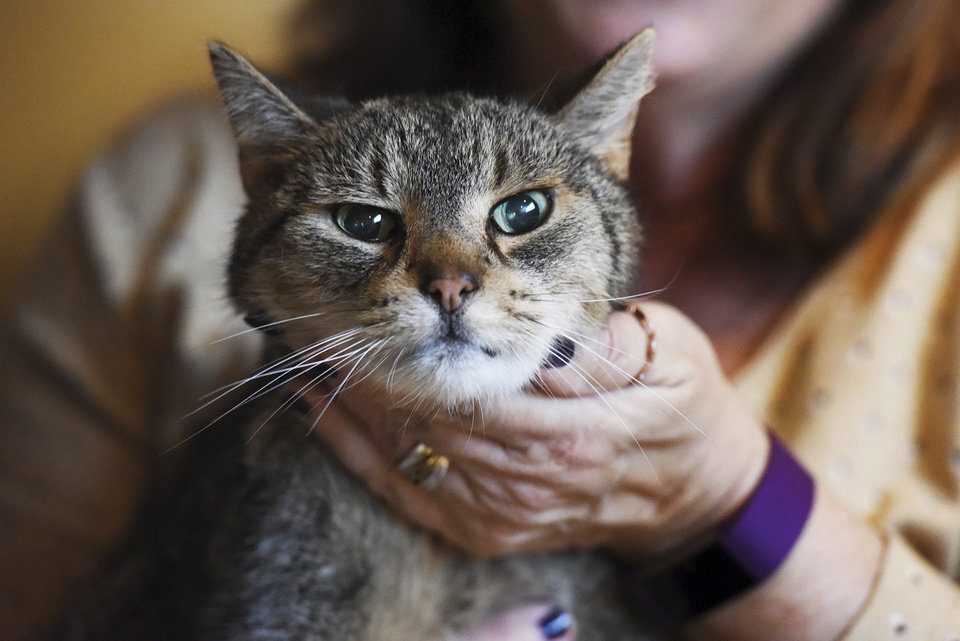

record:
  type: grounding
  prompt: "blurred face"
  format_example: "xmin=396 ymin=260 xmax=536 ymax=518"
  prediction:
xmin=500 ymin=0 xmax=844 ymax=101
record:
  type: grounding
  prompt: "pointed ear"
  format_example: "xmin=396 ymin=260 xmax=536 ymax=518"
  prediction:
xmin=208 ymin=42 xmax=316 ymax=191
xmin=557 ymin=29 xmax=656 ymax=181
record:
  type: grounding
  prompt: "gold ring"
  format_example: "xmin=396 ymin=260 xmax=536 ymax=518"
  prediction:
xmin=397 ymin=443 xmax=449 ymax=491
xmin=621 ymin=302 xmax=656 ymax=383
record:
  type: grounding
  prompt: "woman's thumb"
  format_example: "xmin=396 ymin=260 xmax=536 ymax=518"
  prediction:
xmin=537 ymin=304 xmax=656 ymax=398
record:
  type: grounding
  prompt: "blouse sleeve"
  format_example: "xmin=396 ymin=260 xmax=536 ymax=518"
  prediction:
xmin=838 ymin=534 xmax=960 ymax=641
xmin=0 ymin=101 xmax=259 ymax=639
xmin=736 ymin=160 xmax=960 ymax=641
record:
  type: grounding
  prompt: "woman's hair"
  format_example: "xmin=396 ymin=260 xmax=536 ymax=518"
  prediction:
xmin=284 ymin=0 xmax=498 ymax=98
xmin=744 ymin=0 xmax=960 ymax=253
xmin=285 ymin=0 xmax=960 ymax=256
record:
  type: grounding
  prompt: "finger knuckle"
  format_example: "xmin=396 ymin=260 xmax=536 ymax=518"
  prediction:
xmin=506 ymin=434 xmax=610 ymax=471
xmin=463 ymin=520 xmax=517 ymax=554
xmin=505 ymin=481 xmax=556 ymax=512
xmin=546 ymin=432 xmax=613 ymax=468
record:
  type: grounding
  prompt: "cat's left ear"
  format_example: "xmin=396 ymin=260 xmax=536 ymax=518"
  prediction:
xmin=209 ymin=42 xmax=318 ymax=191
xmin=557 ymin=29 xmax=656 ymax=181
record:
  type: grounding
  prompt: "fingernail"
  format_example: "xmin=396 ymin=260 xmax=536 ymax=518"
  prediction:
xmin=281 ymin=393 xmax=312 ymax=416
xmin=543 ymin=337 xmax=575 ymax=369
xmin=538 ymin=607 xmax=573 ymax=639
xmin=314 ymin=361 xmax=340 ymax=380
xmin=244 ymin=310 xmax=283 ymax=336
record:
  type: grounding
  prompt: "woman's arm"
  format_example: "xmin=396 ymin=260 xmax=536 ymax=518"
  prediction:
xmin=305 ymin=302 xmax=958 ymax=640
xmin=0 ymin=102 xmax=257 ymax=639
xmin=683 ymin=488 xmax=883 ymax=640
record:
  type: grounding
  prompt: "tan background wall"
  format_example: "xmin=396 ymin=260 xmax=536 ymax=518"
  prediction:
xmin=0 ymin=0 xmax=303 ymax=306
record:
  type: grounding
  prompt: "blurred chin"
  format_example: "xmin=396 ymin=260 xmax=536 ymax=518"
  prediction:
xmin=544 ymin=1 xmax=721 ymax=82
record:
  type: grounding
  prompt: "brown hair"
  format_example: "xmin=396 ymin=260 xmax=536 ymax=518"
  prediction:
xmin=285 ymin=0 xmax=960 ymax=255
xmin=744 ymin=0 xmax=960 ymax=253
xmin=284 ymin=0 xmax=498 ymax=98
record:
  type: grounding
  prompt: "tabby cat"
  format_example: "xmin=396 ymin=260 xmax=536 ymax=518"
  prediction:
xmin=58 ymin=31 xmax=666 ymax=640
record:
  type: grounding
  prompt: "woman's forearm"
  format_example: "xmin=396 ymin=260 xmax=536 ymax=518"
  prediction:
xmin=683 ymin=487 xmax=884 ymax=641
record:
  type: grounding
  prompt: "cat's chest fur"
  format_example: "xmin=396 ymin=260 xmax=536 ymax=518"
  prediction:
xmin=59 ymin=401 xmax=651 ymax=639
xmin=149 ymin=408 xmax=656 ymax=640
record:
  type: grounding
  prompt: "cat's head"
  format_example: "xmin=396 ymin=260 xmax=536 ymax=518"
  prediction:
xmin=210 ymin=31 xmax=655 ymax=407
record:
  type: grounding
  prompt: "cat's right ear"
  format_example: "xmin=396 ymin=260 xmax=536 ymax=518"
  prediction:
xmin=208 ymin=42 xmax=316 ymax=191
xmin=557 ymin=29 xmax=656 ymax=181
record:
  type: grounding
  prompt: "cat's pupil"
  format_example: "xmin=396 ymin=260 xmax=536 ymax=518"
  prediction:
xmin=505 ymin=196 xmax=538 ymax=227
xmin=490 ymin=189 xmax=551 ymax=235
xmin=334 ymin=204 xmax=397 ymax=242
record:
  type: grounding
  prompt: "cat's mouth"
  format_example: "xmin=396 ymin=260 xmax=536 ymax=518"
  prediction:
xmin=431 ymin=332 xmax=498 ymax=359
xmin=403 ymin=333 xmax=531 ymax=406
xmin=429 ymin=311 xmax=499 ymax=358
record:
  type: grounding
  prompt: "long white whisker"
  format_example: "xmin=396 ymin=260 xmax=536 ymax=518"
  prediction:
xmin=560 ymin=356 xmax=660 ymax=482
xmin=229 ymin=335 xmax=366 ymax=408
xmin=527 ymin=288 xmax=665 ymax=305
xmin=170 ymin=326 xmax=379 ymax=453
xmin=210 ymin=310 xmax=334 ymax=344
xmin=245 ymin=356 xmax=342 ymax=445
xmin=196 ymin=326 xmax=365 ymax=405
xmin=326 ymin=339 xmax=394 ymax=396
xmin=394 ymin=388 xmax=432 ymax=437
xmin=170 ymin=339 xmax=370 ymax=452
xmin=525 ymin=266 xmax=684 ymax=305
xmin=385 ymin=348 xmax=407 ymax=391
xmin=535 ymin=320 xmax=645 ymax=371
xmin=307 ymin=339 xmax=388 ymax=436
xmin=545 ymin=325 xmax=709 ymax=441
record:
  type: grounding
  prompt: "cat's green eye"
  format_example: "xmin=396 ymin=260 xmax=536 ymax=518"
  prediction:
xmin=490 ymin=189 xmax=553 ymax=235
xmin=333 ymin=204 xmax=398 ymax=242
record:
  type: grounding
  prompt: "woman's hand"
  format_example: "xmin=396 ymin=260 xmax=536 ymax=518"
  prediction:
xmin=459 ymin=605 xmax=576 ymax=641
xmin=302 ymin=302 xmax=884 ymax=640
xmin=302 ymin=301 xmax=769 ymax=561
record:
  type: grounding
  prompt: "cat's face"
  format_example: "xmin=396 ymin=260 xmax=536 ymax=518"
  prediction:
xmin=211 ymin=32 xmax=655 ymax=407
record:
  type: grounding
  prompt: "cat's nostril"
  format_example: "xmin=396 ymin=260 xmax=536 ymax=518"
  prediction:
xmin=426 ymin=276 xmax=477 ymax=312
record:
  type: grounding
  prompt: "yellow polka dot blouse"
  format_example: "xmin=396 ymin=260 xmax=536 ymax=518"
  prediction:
xmin=738 ymin=163 xmax=960 ymax=639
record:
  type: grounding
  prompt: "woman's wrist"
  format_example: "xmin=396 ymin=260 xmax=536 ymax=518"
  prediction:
xmin=620 ymin=431 xmax=816 ymax=625
xmin=682 ymin=485 xmax=885 ymax=641
xmin=613 ymin=415 xmax=884 ymax=640
xmin=618 ymin=393 xmax=771 ymax=562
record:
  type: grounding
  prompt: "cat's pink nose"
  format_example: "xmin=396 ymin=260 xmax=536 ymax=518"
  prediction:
xmin=427 ymin=276 xmax=476 ymax=312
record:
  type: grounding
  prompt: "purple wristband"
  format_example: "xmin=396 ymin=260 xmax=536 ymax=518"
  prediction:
xmin=717 ymin=430 xmax=815 ymax=581
xmin=619 ymin=431 xmax=815 ymax=626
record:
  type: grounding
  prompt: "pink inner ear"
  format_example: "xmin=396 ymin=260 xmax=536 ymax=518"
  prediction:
xmin=556 ymin=29 xmax=655 ymax=179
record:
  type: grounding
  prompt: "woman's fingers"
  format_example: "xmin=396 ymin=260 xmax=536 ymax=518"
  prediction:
xmin=298 ymin=383 xmax=620 ymax=555
xmin=291 ymin=299 xmax=770 ymax=564
xmin=538 ymin=302 xmax=718 ymax=398
xmin=538 ymin=304 xmax=658 ymax=397
xmin=299 ymin=387 xmax=527 ymax=552
xmin=460 ymin=605 xmax=576 ymax=641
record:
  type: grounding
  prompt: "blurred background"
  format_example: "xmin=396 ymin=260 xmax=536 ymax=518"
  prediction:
xmin=0 ymin=0 xmax=302 ymax=306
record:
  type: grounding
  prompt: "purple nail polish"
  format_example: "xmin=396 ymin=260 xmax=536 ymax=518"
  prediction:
xmin=538 ymin=607 xmax=573 ymax=639
xmin=314 ymin=361 xmax=340 ymax=380
xmin=281 ymin=393 xmax=312 ymax=416
xmin=543 ymin=337 xmax=575 ymax=369
xmin=244 ymin=310 xmax=283 ymax=336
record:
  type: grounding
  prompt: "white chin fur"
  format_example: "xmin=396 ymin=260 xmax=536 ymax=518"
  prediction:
xmin=383 ymin=342 xmax=540 ymax=408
